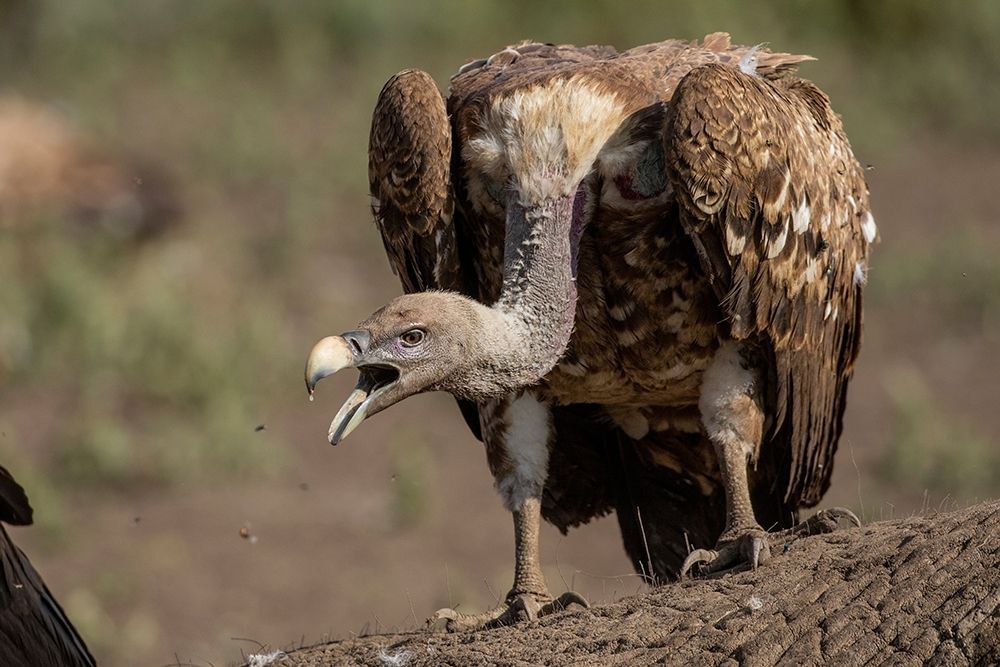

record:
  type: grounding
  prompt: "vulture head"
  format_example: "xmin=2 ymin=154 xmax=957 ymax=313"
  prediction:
xmin=306 ymin=292 xmax=502 ymax=444
xmin=306 ymin=70 xmax=640 ymax=445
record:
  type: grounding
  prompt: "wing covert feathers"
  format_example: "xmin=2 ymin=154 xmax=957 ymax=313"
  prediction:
xmin=666 ymin=63 xmax=873 ymax=506
xmin=369 ymin=69 xmax=461 ymax=293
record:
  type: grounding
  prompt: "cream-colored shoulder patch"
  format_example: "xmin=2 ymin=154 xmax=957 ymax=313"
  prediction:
xmin=465 ymin=78 xmax=627 ymax=205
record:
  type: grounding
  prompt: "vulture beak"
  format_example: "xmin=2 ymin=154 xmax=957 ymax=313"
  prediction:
xmin=304 ymin=331 xmax=400 ymax=445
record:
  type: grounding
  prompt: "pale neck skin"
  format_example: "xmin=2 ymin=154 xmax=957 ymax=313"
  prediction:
xmin=450 ymin=188 xmax=586 ymax=400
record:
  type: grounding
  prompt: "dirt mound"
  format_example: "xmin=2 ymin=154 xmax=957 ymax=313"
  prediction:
xmin=241 ymin=500 xmax=1000 ymax=666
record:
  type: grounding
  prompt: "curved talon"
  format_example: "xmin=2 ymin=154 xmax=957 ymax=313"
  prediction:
xmin=683 ymin=531 xmax=770 ymax=577
xmin=429 ymin=607 xmax=458 ymax=623
xmin=426 ymin=607 xmax=461 ymax=632
xmin=427 ymin=606 xmax=502 ymax=632
xmin=425 ymin=590 xmax=587 ymax=632
xmin=680 ymin=548 xmax=719 ymax=578
xmin=548 ymin=591 xmax=589 ymax=612
xmin=818 ymin=507 xmax=861 ymax=528
xmin=510 ymin=593 xmax=541 ymax=622
xmin=750 ymin=536 xmax=769 ymax=570
xmin=781 ymin=507 xmax=863 ymax=539
xmin=426 ymin=608 xmax=449 ymax=631
xmin=683 ymin=512 xmax=859 ymax=579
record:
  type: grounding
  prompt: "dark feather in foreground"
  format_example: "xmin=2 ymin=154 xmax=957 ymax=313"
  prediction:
xmin=0 ymin=467 xmax=95 ymax=667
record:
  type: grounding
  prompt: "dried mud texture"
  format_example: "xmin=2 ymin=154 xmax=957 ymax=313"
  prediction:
xmin=248 ymin=501 xmax=1000 ymax=666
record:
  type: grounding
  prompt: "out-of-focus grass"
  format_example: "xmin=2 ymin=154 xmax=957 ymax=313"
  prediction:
xmin=388 ymin=433 xmax=432 ymax=530
xmin=878 ymin=366 xmax=1000 ymax=501
xmin=0 ymin=221 xmax=288 ymax=491
xmin=868 ymin=228 xmax=1000 ymax=339
xmin=64 ymin=584 xmax=160 ymax=662
xmin=867 ymin=227 xmax=1000 ymax=501
xmin=5 ymin=1 xmax=1000 ymax=155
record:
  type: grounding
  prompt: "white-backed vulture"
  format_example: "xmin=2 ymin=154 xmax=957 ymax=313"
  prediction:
xmin=306 ymin=33 xmax=873 ymax=630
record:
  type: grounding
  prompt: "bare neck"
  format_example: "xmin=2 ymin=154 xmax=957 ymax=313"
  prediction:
xmin=456 ymin=191 xmax=585 ymax=399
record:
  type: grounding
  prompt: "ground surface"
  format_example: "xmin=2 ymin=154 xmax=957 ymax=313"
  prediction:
xmin=243 ymin=501 xmax=1000 ymax=666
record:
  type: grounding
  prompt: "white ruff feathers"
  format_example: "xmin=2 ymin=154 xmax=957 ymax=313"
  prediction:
xmin=699 ymin=342 xmax=759 ymax=459
xmin=497 ymin=392 xmax=551 ymax=511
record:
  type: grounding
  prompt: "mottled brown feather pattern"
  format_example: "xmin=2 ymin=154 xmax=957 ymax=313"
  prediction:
xmin=369 ymin=70 xmax=459 ymax=293
xmin=367 ymin=34 xmax=872 ymax=578
xmin=666 ymin=63 xmax=871 ymax=505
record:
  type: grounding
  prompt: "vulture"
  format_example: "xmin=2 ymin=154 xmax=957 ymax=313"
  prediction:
xmin=306 ymin=33 xmax=873 ymax=630
xmin=0 ymin=466 xmax=95 ymax=666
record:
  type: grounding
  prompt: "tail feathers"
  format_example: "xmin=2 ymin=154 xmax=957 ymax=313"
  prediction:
xmin=539 ymin=408 xmax=800 ymax=583
xmin=540 ymin=414 xmax=731 ymax=582
xmin=610 ymin=430 xmax=799 ymax=582
xmin=611 ymin=434 xmax=726 ymax=581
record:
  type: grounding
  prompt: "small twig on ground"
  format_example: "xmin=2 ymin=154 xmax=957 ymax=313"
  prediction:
xmin=848 ymin=439 xmax=866 ymax=521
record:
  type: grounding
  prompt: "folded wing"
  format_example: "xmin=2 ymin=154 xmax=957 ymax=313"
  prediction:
xmin=666 ymin=64 xmax=873 ymax=506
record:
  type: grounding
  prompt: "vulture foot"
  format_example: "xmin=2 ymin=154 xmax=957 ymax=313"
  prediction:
xmin=427 ymin=590 xmax=588 ymax=632
xmin=680 ymin=508 xmax=861 ymax=578
xmin=680 ymin=526 xmax=771 ymax=577
xmin=775 ymin=507 xmax=861 ymax=540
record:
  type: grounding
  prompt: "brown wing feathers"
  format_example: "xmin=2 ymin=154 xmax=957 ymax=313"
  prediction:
xmin=0 ymin=467 xmax=96 ymax=666
xmin=666 ymin=63 xmax=872 ymax=506
xmin=370 ymin=70 xmax=490 ymax=440
xmin=369 ymin=69 xmax=460 ymax=294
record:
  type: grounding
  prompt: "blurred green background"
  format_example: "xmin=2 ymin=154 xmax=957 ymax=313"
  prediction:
xmin=0 ymin=1 xmax=998 ymax=665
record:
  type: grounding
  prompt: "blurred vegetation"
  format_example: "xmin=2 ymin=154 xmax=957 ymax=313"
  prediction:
xmin=388 ymin=434 xmax=432 ymax=530
xmin=868 ymin=228 xmax=1000 ymax=500
xmin=879 ymin=366 xmax=999 ymax=501
xmin=869 ymin=229 xmax=1000 ymax=339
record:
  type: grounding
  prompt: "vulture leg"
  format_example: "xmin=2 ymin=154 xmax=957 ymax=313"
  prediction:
xmin=681 ymin=342 xmax=771 ymax=576
xmin=428 ymin=393 xmax=588 ymax=631
xmin=680 ymin=343 xmax=861 ymax=577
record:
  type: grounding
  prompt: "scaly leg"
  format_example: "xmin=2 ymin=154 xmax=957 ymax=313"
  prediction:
xmin=680 ymin=422 xmax=772 ymax=576
xmin=428 ymin=393 xmax=588 ymax=631
xmin=681 ymin=342 xmax=859 ymax=577
xmin=429 ymin=496 xmax=587 ymax=631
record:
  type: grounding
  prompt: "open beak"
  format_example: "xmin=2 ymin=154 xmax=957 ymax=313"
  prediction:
xmin=304 ymin=332 xmax=400 ymax=445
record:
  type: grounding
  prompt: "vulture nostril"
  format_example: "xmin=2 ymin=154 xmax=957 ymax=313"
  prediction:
xmin=342 ymin=330 xmax=371 ymax=356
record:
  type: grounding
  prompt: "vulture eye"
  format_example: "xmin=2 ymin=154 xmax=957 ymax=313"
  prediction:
xmin=400 ymin=329 xmax=425 ymax=347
